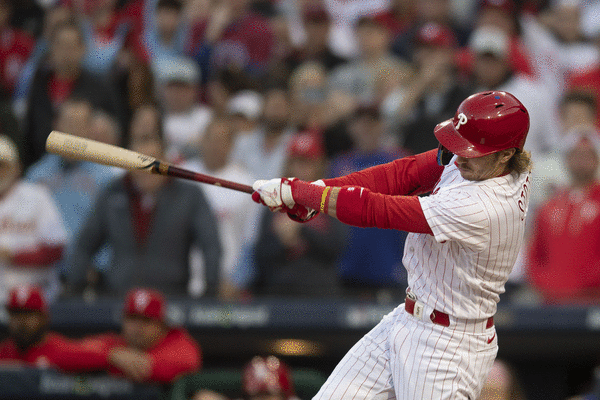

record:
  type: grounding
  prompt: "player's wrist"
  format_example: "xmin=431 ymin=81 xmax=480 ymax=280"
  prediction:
xmin=290 ymin=180 xmax=327 ymax=212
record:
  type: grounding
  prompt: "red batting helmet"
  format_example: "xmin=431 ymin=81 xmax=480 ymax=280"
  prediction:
xmin=434 ymin=91 xmax=529 ymax=158
xmin=242 ymin=356 xmax=295 ymax=399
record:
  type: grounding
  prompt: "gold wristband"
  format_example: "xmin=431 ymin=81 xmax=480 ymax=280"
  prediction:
xmin=320 ymin=186 xmax=331 ymax=213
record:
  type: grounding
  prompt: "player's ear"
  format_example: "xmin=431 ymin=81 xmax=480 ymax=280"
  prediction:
xmin=498 ymin=148 xmax=516 ymax=164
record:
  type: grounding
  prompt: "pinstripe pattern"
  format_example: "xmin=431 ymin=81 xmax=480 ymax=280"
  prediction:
xmin=313 ymin=305 xmax=497 ymax=400
xmin=314 ymin=159 xmax=528 ymax=400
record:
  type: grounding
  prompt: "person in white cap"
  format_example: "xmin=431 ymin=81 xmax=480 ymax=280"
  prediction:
xmin=0 ymin=136 xmax=68 ymax=304
xmin=156 ymin=56 xmax=213 ymax=163
xmin=470 ymin=25 xmax=560 ymax=160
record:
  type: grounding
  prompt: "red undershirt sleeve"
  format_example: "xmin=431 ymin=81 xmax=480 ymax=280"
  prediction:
xmin=334 ymin=187 xmax=433 ymax=234
xmin=322 ymin=149 xmax=443 ymax=196
xmin=292 ymin=182 xmax=433 ymax=234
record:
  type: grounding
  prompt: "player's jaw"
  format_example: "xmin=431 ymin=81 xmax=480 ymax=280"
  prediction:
xmin=454 ymin=152 xmax=509 ymax=181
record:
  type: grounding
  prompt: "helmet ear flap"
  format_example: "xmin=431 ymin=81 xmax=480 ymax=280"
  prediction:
xmin=437 ymin=144 xmax=454 ymax=166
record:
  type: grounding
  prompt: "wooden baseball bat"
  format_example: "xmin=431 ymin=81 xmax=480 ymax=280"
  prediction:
xmin=45 ymin=131 xmax=254 ymax=194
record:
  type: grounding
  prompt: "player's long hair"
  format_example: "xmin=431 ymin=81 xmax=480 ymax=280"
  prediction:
xmin=508 ymin=149 xmax=533 ymax=174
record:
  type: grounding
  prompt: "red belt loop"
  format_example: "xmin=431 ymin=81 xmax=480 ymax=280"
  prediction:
xmin=405 ymin=296 xmax=494 ymax=329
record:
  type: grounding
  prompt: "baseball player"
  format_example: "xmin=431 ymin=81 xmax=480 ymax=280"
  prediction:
xmin=252 ymin=91 xmax=532 ymax=399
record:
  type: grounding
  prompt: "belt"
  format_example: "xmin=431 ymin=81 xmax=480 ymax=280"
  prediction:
xmin=405 ymin=295 xmax=493 ymax=329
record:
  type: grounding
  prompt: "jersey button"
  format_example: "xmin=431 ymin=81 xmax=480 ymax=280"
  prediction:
xmin=409 ymin=246 xmax=415 ymax=252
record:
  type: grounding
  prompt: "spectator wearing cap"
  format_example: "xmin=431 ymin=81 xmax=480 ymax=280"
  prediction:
xmin=247 ymin=131 xmax=345 ymax=297
xmin=388 ymin=21 xmax=472 ymax=155
xmin=0 ymin=285 xmax=111 ymax=372
xmin=461 ymin=0 xmax=535 ymax=79
xmin=469 ymin=25 xmax=560 ymax=159
xmin=327 ymin=106 xmax=411 ymax=300
xmin=182 ymin=116 xmax=258 ymax=300
xmin=156 ymin=56 xmax=213 ymax=162
xmin=0 ymin=136 xmax=67 ymax=304
xmin=81 ymin=287 xmax=201 ymax=384
xmin=229 ymin=87 xmax=295 ymax=180
xmin=391 ymin=0 xmax=470 ymax=61
xmin=329 ymin=15 xmax=412 ymax=106
xmin=526 ymin=128 xmax=600 ymax=305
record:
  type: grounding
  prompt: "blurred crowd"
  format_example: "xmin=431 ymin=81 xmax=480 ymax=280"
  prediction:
xmin=0 ymin=0 xmax=599 ymax=310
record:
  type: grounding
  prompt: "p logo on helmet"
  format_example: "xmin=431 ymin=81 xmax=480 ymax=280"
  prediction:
xmin=455 ymin=113 xmax=468 ymax=130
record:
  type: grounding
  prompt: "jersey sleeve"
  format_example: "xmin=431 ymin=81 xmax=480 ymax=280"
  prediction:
xmin=148 ymin=330 xmax=201 ymax=384
xmin=418 ymin=188 xmax=490 ymax=251
xmin=46 ymin=333 xmax=121 ymax=373
xmin=323 ymin=150 xmax=443 ymax=196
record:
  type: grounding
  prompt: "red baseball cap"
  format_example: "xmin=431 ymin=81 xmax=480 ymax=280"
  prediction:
xmin=287 ymin=131 xmax=325 ymax=160
xmin=415 ymin=22 xmax=457 ymax=48
xmin=7 ymin=285 xmax=48 ymax=314
xmin=123 ymin=288 xmax=165 ymax=321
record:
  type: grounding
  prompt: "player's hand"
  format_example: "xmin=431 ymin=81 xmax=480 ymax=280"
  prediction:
xmin=252 ymin=178 xmax=296 ymax=212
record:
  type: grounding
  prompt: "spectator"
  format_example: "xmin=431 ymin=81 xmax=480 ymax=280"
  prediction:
xmin=22 ymin=20 xmax=123 ymax=168
xmin=391 ymin=0 xmax=469 ymax=61
xmin=156 ymin=56 xmax=212 ymax=162
xmin=328 ymin=15 xmax=412 ymax=106
xmin=250 ymin=131 xmax=345 ymax=297
xmin=74 ymin=0 xmax=133 ymax=77
xmin=391 ymin=22 xmax=472 ymax=154
xmin=25 ymin=99 xmax=122 ymax=276
xmin=469 ymin=25 xmax=560 ymax=159
xmin=182 ymin=116 xmax=258 ymax=300
xmin=189 ymin=0 xmax=275 ymax=80
xmin=230 ymin=87 xmax=294 ymax=180
xmin=529 ymin=92 xmax=598 ymax=213
xmin=192 ymin=355 xmax=297 ymax=400
xmin=241 ymin=356 xmax=297 ymax=400
xmin=373 ymin=0 xmax=418 ymax=40
xmin=143 ymin=0 xmax=191 ymax=71
xmin=462 ymin=0 xmax=535 ymax=80
xmin=0 ymin=0 xmax=35 ymax=99
xmin=12 ymin=4 xmax=72 ymax=120
xmin=327 ymin=106 xmax=411 ymax=300
xmin=0 ymin=135 xmax=67 ymax=303
xmin=526 ymin=129 xmax=600 ymax=305
xmin=66 ymin=104 xmax=222 ymax=297
xmin=0 ymin=285 xmax=110 ymax=372
xmin=285 ymin=5 xmax=346 ymax=73
xmin=82 ymin=287 xmax=201 ymax=384
xmin=536 ymin=0 xmax=599 ymax=73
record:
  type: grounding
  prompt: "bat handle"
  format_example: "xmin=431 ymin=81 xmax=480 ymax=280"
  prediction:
xmin=162 ymin=164 xmax=254 ymax=194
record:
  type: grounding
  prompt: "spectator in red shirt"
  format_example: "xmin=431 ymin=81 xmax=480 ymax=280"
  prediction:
xmin=83 ymin=287 xmax=201 ymax=384
xmin=526 ymin=129 xmax=600 ymax=305
xmin=0 ymin=285 xmax=109 ymax=372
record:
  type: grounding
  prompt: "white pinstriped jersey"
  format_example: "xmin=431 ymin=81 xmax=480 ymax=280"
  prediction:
xmin=406 ymin=158 xmax=531 ymax=320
